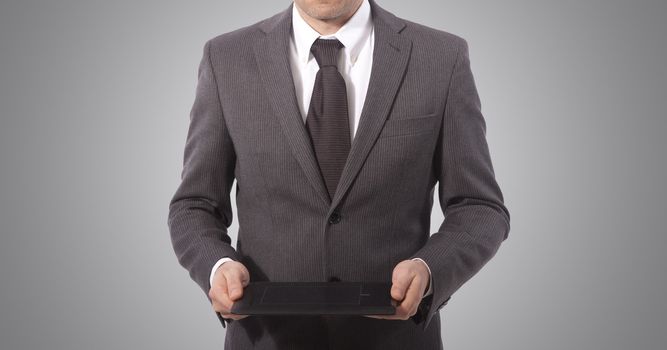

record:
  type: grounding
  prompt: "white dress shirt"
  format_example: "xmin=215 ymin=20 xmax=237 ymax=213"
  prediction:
xmin=289 ymin=0 xmax=373 ymax=142
xmin=210 ymin=0 xmax=433 ymax=299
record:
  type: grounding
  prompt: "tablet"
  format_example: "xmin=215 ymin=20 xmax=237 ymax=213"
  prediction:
xmin=230 ymin=281 xmax=396 ymax=315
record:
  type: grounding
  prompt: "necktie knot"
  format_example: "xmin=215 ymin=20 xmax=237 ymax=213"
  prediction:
xmin=310 ymin=38 xmax=344 ymax=68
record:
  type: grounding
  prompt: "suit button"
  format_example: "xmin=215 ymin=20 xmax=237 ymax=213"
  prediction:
xmin=328 ymin=276 xmax=340 ymax=282
xmin=328 ymin=211 xmax=341 ymax=224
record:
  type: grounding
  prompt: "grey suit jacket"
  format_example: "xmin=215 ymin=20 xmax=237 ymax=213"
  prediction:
xmin=168 ymin=0 xmax=510 ymax=348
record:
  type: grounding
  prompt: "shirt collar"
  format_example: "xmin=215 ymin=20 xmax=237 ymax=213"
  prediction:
xmin=291 ymin=0 xmax=372 ymax=66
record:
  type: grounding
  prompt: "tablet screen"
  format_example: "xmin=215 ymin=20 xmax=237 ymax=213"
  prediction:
xmin=261 ymin=285 xmax=361 ymax=305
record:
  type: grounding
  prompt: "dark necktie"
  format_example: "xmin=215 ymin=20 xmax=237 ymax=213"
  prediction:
xmin=305 ymin=38 xmax=351 ymax=200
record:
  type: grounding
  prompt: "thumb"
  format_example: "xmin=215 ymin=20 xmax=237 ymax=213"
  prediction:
xmin=391 ymin=274 xmax=410 ymax=301
xmin=241 ymin=270 xmax=250 ymax=287
xmin=227 ymin=275 xmax=245 ymax=301
xmin=391 ymin=282 xmax=406 ymax=301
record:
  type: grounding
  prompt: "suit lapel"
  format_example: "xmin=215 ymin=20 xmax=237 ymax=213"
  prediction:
xmin=253 ymin=0 xmax=412 ymax=212
xmin=330 ymin=0 xmax=412 ymax=212
xmin=254 ymin=4 xmax=332 ymax=206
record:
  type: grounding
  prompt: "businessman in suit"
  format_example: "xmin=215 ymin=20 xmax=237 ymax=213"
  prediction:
xmin=168 ymin=0 xmax=510 ymax=348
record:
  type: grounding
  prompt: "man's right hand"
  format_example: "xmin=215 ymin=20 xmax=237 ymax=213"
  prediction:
xmin=208 ymin=260 xmax=251 ymax=320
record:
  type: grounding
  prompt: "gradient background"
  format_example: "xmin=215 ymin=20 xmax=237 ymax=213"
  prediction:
xmin=1 ymin=0 xmax=665 ymax=349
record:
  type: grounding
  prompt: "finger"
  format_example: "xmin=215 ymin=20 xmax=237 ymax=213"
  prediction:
xmin=396 ymin=277 xmax=422 ymax=319
xmin=363 ymin=314 xmax=388 ymax=319
xmin=240 ymin=266 xmax=250 ymax=287
xmin=394 ymin=300 xmax=408 ymax=320
xmin=210 ymin=277 xmax=234 ymax=312
xmin=363 ymin=298 xmax=402 ymax=320
xmin=363 ymin=313 xmax=402 ymax=320
xmin=364 ymin=312 xmax=402 ymax=320
xmin=209 ymin=274 xmax=227 ymax=301
xmin=221 ymin=312 xmax=250 ymax=320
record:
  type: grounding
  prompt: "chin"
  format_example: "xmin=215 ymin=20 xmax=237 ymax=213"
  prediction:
xmin=302 ymin=0 xmax=350 ymax=20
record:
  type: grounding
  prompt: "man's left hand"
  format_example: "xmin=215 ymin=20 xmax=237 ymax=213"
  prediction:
xmin=363 ymin=259 xmax=430 ymax=320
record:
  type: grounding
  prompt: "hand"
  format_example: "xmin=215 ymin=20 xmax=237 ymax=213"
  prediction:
xmin=363 ymin=259 xmax=430 ymax=320
xmin=208 ymin=260 xmax=251 ymax=321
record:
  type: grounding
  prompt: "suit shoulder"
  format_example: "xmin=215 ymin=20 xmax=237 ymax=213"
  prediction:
xmin=202 ymin=7 xmax=286 ymax=51
xmin=398 ymin=17 xmax=467 ymax=52
xmin=204 ymin=19 xmax=265 ymax=51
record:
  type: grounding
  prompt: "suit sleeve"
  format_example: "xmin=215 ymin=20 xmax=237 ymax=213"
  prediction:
xmin=167 ymin=39 xmax=241 ymax=327
xmin=409 ymin=37 xmax=511 ymax=331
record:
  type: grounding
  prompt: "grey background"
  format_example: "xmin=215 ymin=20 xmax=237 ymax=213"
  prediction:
xmin=1 ymin=0 xmax=665 ymax=349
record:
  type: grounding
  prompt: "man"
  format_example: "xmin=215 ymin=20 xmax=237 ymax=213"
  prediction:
xmin=168 ymin=0 xmax=510 ymax=348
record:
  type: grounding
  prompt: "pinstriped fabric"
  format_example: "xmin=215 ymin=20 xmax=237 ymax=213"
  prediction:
xmin=306 ymin=38 xmax=351 ymax=200
xmin=167 ymin=0 xmax=511 ymax=346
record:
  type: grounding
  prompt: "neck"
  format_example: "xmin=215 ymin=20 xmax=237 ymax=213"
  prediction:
xmin=294 ymin=0 xmax=363 ymax=36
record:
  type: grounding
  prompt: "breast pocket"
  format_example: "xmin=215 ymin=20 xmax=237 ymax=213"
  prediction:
xmin=378 ymin=113 xmax=440 ymax=139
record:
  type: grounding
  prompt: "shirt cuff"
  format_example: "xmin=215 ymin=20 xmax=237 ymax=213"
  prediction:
xmin=411 ymin=258 xmax=433 ymax=297
xmin=209 ymin=257 xmax=235 ymax=289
